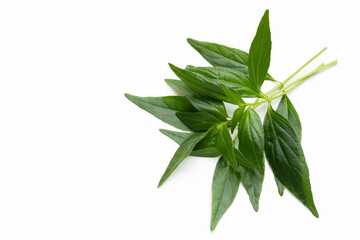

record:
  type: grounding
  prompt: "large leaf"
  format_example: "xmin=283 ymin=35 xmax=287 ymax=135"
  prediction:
xmin=215 ymin=125 xmax=239 ymax=171
xmin=159 ymin=129 xmax=220 ymax=157
xmin=125 ymin=94 xmax=196 ymax=131
xmin=276 ymin=95 xmax=302 ymax=140
xmin=239 ymin=166 xmax=263 ymax=211
xmin=211 ymin=157 xmax=241 ymax=231
xmin=248 ymin=9 xmax=272 ymax=89
xmin=158 ymin=131 xmax=208 ymax=187
xmin=176 ymin=112 xmax=222 ymax=132
xmin=187 ymin=38 xmax=249 ymax=74
xmin=234 ymin=148 xmax=256 ymax=169
xmin=187 ymin=66 xmax=262 ymax=98
xmin=263 ymin=105 xmax=318 ymax=217
xmin=238 ymin=108 xmax=265 ymax=173
xmin=165 ymin=79 xmax=228 ymax=121
xmin=219 ymin=84 xmax=245 ymax=105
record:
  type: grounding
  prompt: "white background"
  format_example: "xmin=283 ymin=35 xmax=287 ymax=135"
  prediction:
xmin=0 ymin=0 xmax=359 ymax=239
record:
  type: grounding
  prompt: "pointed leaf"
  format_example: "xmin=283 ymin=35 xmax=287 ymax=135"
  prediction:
xmin=231 ymin=107 xmax=245 ymax=133
xmin=234 ymin=148 xmax=256 ymax=169
xmin=166 ymin=79 xmax=228 ymax=121
xmin=158 ymin=131 xmax=207 ymax=187
xmin=238 ymin=108 xmax=265 ymax=174
xmin=187 ymin=38 xmax=249 ymax=74
xmin=125 ymin=94 xmax=196 ymax=131
xmin=248 ymin=10 xmax=272 ymax=89
xmin=276 ymin=95 xmax=302 ymax=140
xmin=215 ymin=125 xmax=239 ymax=171
xmin=211 ymin=157 xmax=241 ymax=231
xmin=159 ymin=129 xmax=220 ymax=157
xmin=219 ymin=84 xmax=245 ymax=105
xmin=176 ymin=112 xmax=222 ymax=132
xmin=239 ymin=166 xmax=263 ymax=211
xmin=187 ymin=66 xmax=262 ymax=98
xmin=275 ymin=177 xmax=285 ymax=196
xmin=263 ymin=105 xmax=318 ymax=217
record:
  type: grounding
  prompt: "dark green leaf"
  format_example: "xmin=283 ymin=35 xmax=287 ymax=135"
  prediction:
xmin=275 ymin=177 xmax=285 ymax=196
xmin=276 ymin=95 xmax=302 ymax=140
xmin=248 ymin=10 xmax=272 ymax=89
xmin=239 ymin=166 xmax=263 ymax=211
xmin=263 ymin=105 xmax=318 ymax=217
xmin=211 ymin=157 xmax=241 ymax=231
xmin=158 ymin=131 xmax=208 ymax=187
xmin=187 ymin=38 xmax=249 ymax=75
xmin=238 ymin=108 xmax=265 ymax=173
xmin=230 ymin=107 xmax=245 ymax=133
xmin=176 ymin=112 xmax=222 ymax=132
xmin=159 ymin=129 xmax=220 ymax=157
xmin=187 ymin=66 xmax=262 ymax=98
xmin=234 ymin=148 xmax=256 ymax=169
xmin=166 ymin=79 xmax=228 ymax=121
xmin=215 ymin=125 xmax=239 ymax=171
xmin=125 ymin=94 xmax=196 ymax=131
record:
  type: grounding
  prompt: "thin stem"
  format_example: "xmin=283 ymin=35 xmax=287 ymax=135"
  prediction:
xmin=263 ymin=47 xmax=327 ymax=96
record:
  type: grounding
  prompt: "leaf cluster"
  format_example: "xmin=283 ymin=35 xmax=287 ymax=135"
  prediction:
xmin=125 ymin=10 xmax=336 ymax=230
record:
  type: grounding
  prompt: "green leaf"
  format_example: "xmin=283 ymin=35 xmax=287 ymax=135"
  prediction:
xmin=169 ymin=64 xmax=228 ymax=102
xmin=165 ymin=79 xmax=228 ymax=121
xmin=176 ymin=112 xmax=222 ymax=132
xmin=211 ymin=157 xmax=241 ymax=231
xmin=219 ymin=84 xmax=245 ymax=105
xmin=234 ymin=148 xmax=256 ymax=169
xmin=239 ymin=166 xmax=263 ymax=212
xmin=159 ymin=129 xmax=220 ymax=157
xmin=230 ymin=107 xmax=245 ymax=134
xmin=275 ymin=177 xmax=285 ymax=196
xmin=263 ymin=105 xmax=318 ymax=217
xmin=238 ymin=108 xmax=265 ymax=173
xmin=276 ymin=95 xmax=302 ymax=140
xmin=125 ymin=94 xmax=196 ymax=131
xmin=248 ymin=9 xmax=272 ymax=89
xmin=187 ymin=38 xmax=249 ymax=75
xmin=187 ymin=66 xmax=262 ymax=98
xmin=215 ymin=125 xmax=239 ymax=171
xmin=158 ymin=131 xmax=208 ymax=187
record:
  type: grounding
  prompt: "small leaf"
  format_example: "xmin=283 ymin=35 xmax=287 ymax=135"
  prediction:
xmin=238 ymin=108 xmax=265 ymax=173
xmin=248 ymin=9 xmax=272 ymax=89
xmin=263 ymin=105 xmax=318 ymax=217
xmin=125 ymin=94 xmax=196 ymax=131
xmin=187 ymin=38 xmax=249 ymax=75
xmin=230 ymin=107 xmax=245 ymax=134
xmin=276 ymin=94 xmax=302 ymax=140
xmin=211 ymin=157 xmax=241 ymax=231
xmin=159 ymin=129 xmax=220 ymax=157
xmin=166 ymin=79 xmax=228 ymax=121
xmin=239 ymin=166 xmax=263 ymax=211
xmin=176 ymin=112 xmax=222 ymax=132
xmin=158 ymin=131 xmax=208 ymax=187
xmin=215 ymin=125 xmax=239 ymax=171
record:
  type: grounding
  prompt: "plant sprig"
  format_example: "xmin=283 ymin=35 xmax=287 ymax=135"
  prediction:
xmin=125 ymin=9 xmax=337 ymax=231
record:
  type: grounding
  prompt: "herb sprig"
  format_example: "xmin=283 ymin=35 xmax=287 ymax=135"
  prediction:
xmin=125 ymin=9 xmax=337 ymax=230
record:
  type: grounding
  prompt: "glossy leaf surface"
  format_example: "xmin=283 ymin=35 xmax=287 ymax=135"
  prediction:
xmin=239 ymin=166 xmax=263 ymax=211
xmin=215 ymin=125 xmax=239 ymax=171
xmin=263 ymin=105 xmax=318 ymax=217
xmin=248 ymin=10 xmax=271 ymax=89
xmin=211 ymin=157 xmax=241 ymax=231
xmin=230 ymin=107 xmax=245 ymax=133
xmin=238 ymin=108 xmax=265 ymax=173
xmin=125 ymin=94 xmax=196 ymax=131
